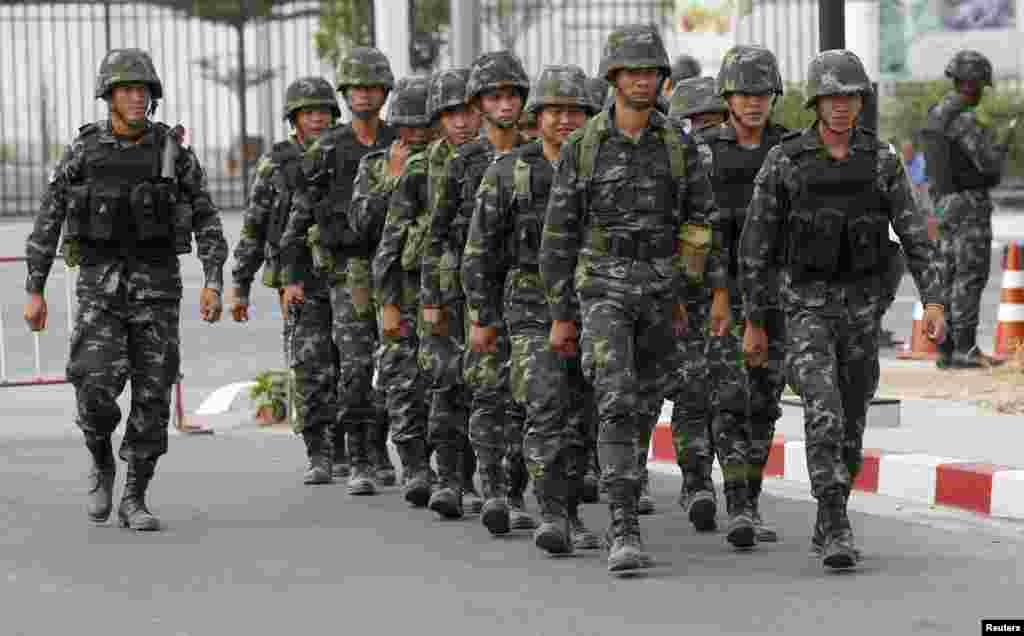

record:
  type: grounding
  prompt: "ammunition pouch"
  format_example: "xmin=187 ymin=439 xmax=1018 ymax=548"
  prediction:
xmin=677 ymin=222 xmax=712 ymax=283
xmin=586 ymin=228 xmax=676 ymax=260
xmin=787 ymin=208 xmax=843 ymax=282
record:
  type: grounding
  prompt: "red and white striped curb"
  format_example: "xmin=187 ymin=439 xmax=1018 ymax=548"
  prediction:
xmin=649 ymin=419 xmax=1024 ymax=520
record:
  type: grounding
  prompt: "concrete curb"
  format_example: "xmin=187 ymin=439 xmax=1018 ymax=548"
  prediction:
xmin=648 ymin=419 xmax=1024 ymax=521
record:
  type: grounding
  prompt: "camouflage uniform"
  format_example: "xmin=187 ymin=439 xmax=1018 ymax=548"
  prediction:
xmin=702 ymin=45 xmax=789 ymax=547
xmin=463 ymin=64 xmax=601 ymax=552
xmin=664 ymin=75 xmax=726 ymax=531
xmin=280 ymin=47 xmax=397 ymax=493
xmin=921 ymin=51 xmax=1010 ymax=368
xmin=231 ymin=77 xmax=340 ymax=439
xmin=352 ymin=75 xmax=433 ymax=505
xmin=421 ymin=53 xmax=531 ymax=524
xmin=740 ymin=50 xmax=944 ymax=568
xmin=540 ymin=25 xmax=724 ymax=573
xmin=26 ymin=49 xmax=228 ymax=530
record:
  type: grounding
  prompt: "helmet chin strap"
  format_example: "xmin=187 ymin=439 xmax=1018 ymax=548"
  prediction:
xmin=483 ymin=112 xmax=517 ymax=129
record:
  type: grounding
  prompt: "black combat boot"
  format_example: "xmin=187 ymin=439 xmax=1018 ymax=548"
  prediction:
xmin=330 ymin=421 xmax=350 ymax=479
xmin=85 ymin=437 xmax=115 ymax=523
xmin=821 ymin=489 xmax=858 ymax=570
xmin=370 ymin=411 xmax=396 ymax=486
xmin=951 ymin=329 xmax=1004 ymax=369
xmin=567 ymin=478 xmax=601 ymax=550
xmin=397 ymin=439 xmax=432 ymax=507
xmin=723 ymin=481 xmax=757 ymax=549
xmin=532 ymin=474 xmax=573 ymax=555
xmin=428 ymin=442 xmax=464 ymax=519
xmin=605 ymin=481 xmax=653 ymax=573
xmin=479 ymin=463 xmax=510 ymax=535
xmin=118 ymin=460 xmax=160 ymax=531
xmin=581 ymin=445 xmax=601 ymax=504
xmin=678 ymin=467 xmax=718 ymax=532
xmin=302 ymin=427 xmax=332 ymax=485
xmin=346 ymin=425 xmax=377 ymax=496
xmin=748 ymin=476 xmax=778 ymax=542
xmin=460 ymin=437 xmax=483 ymax=514
xmin=507 ymin=453 xmax=536 ymax=530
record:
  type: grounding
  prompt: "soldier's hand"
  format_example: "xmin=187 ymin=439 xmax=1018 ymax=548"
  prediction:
xmin=230 ymin=288 xmax=249 ymax=323
xmin=923 ymin=303 xmax=947 ymax=344
xmin=469 ymin=322 xmax=498 ymax=353
xmin=200 ymin=288 xmax=223 ymax=323
xmin=672 ymin=303 xmax=689 ymax=338
xmin=422 ymin=305 xmax=447 ymax=336
xmin=382 ymin=304 xmax=402 ymax=338
xmin=709 ymin=288 xmax=732 ymax=337
xmin=743 ymin=321 xmax=769 ymax=368
xmin=549 ymin=320 xmax=579 ymax=357
xmin=388 ymin=140 xmax=409 ymax=178
xmin=284 ymin=283 xmax=305 ymax=306
xmin=24 ymin=293 xmax=48 ymax=332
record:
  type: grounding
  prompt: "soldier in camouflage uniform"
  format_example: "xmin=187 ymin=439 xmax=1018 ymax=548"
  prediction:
xmin=921 ymin=50 xmax=1012 ymax=369
xmin=281 ymin=47 xmax=398 ymax=493
xmin=541 ymin=25 xmax=725 ymax=573
xmin=740 ymin=50 xmax=946 ymax=569
xmin=347 ymin=75 xmax=433 ymax=505
xmin=24 ymin=49 xmax=227 ymax=531
xmin=663 ymin=75 xmax=727 ymax=532
xmin=422 ymin=52 xmax=533 ymax=528
xmin=699 ymin=45 xmax=790 ymax=548
xmin=230 ymin=77 xmax=339 ymax=461
xmin=463 ymin=64 xmax=602 ymax=553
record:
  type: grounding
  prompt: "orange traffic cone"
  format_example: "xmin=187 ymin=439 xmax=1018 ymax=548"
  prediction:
xmin=896 ymin=301 xmax=939 ymax=360
xmin=994 ymin=241 xmax=1024 ymax=360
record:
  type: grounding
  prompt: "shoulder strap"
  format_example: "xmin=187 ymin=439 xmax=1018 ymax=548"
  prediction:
xmin=659 ymin=125 xmax=686 ymax=182
xmin=512 ymin=156 xmax=531 ymax=208
xmin=576 ymin=115 xmax=608 ymax=184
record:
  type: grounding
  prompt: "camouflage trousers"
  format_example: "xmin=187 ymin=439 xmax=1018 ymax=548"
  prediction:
xmin=937 ymin=192 xmax=993 ymax=339
xmin=376 ymin=274 xmax=428 ymax=446
xmin=420 ymin=301 xmax=470 ymax=447
xmin=706 ymin=302 xmax=785 ymax=486
xmin=67 ymin=293 xmax=180 ymax=464
xmin=330 ymin=283 xmax=386 ymax=470
xmin=579 ymin=290 xmax=675 ymax=497
xmin=664 ymin=289 xmax=712 ymax=487
xmin=464 ymin=314 xmax=526 ymax=499
xmin=290 ymin=291 xmax=336 ymax=457
xmin=784 ymin=289 xmax=880 ymax=500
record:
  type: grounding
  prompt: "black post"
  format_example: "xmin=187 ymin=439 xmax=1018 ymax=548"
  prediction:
xmin=103 ymin=0 xmax=112 ymax=51
xmin=237 ymin=19 xmax=249 ymax=206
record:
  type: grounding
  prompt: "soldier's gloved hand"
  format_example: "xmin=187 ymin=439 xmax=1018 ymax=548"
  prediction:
xmin=382 ymin=304 xmax=402 ymax=338
xmin=924 ymin=303 xmax=947 ymax=343
xmin=672 ymin=303 xmax=689 ymax=338
xmin=422 ymin=305 xmax=447 ymax=337
xmin=200 ymin=288 xmax=223 ymax=323
xmin=469 ymin=322 xmax=498 ymax=353
xmin=549 ymin=319 xmax=578 ymax=357
xmin=230 ymin=288 xmax=249 ymax=323
xmin=23 ymin=292 xmax=48 ymax=332
xmin=284 ymin=283 xmax=305 ymax=306
xmin=709 ymin=288 xmax=732 ymax=337
xmin=743 ymin=320 xmax=769 ymax=368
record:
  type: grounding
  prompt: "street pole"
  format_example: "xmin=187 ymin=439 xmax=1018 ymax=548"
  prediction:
xmin=451 ymin=0 xmax=481 ymax=68
xmin=819 ymin=0 xmax=878 ymax=132
xmin=237 ymin=19 xmax=250 ymax=207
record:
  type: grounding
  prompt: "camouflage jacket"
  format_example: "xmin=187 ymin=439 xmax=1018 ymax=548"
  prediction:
xmin=231 ymin=134 xmax=304 ymax=302
xmin=539 ymin=107 xmax=722 ymax=322
xmin=739 ymin=125 xmax=945 ymax=326
xmin=25 ymin=119 xmax=227 ymax=300
xmin=420 ymin=131 xmax=530 ymax=308
xmin=373 ymin=139 xmax=435 ymax=308
xmin=279 ymin=121 xmax=396 ymax=295
xmin=463 ymin=140 xmax=558 ymax=328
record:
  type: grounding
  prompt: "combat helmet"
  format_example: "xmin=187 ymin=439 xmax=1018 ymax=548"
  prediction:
xmin=804 ymin=49 xmax=873 ymax=109
xmin=465 ymin=51 xmax=531 ymax=103
xmin=525 ymin=65 xmax=599 ymax=116
xmin=283 ymin=77 xmax=341 ymax=121
xmin=598 ymin=24 xmax=671 ymax=83
xmin=387 ymin=76 xmax=432 ymax=127
xmin=671 ymin=54 xmax=702 ymax=84
xmin=945 ymin=50 xmax=993 ymax=87
xmin=428 ymin=68 xmax=471 ymax=121
xmin=669 ymin=76 xmax=728 ymax=120
xmin=336 ymin=46 xmax=395 ymax=93
xmin=95 ymin=48 xmax=163 ymax=100
xmin=717 ymin=45 xmax=783 ymax=97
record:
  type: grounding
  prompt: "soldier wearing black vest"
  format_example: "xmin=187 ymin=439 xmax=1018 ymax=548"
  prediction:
xmin=740 ymin=50 xmax=946 ymax=569
xmin=24 ymin=48 xmax=228 ymax=531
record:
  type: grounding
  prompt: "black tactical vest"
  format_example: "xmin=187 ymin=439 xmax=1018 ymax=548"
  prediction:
xmin=706 ymin=124 xmax=788 ymax=275
xmin=265 ymin=140 xmax=305 ymax=249
xmin=781 ymin=131 xmax=887 ymax=283
xmin=315 ymin=123 xmax=396 ymax=250
xmin=921 ymin=103 xmax=999 ymax=198
xmin=510 ymin=144 xmax=554 ymax=270
xmin=452 ymin=140 xmax=494 ymax=251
